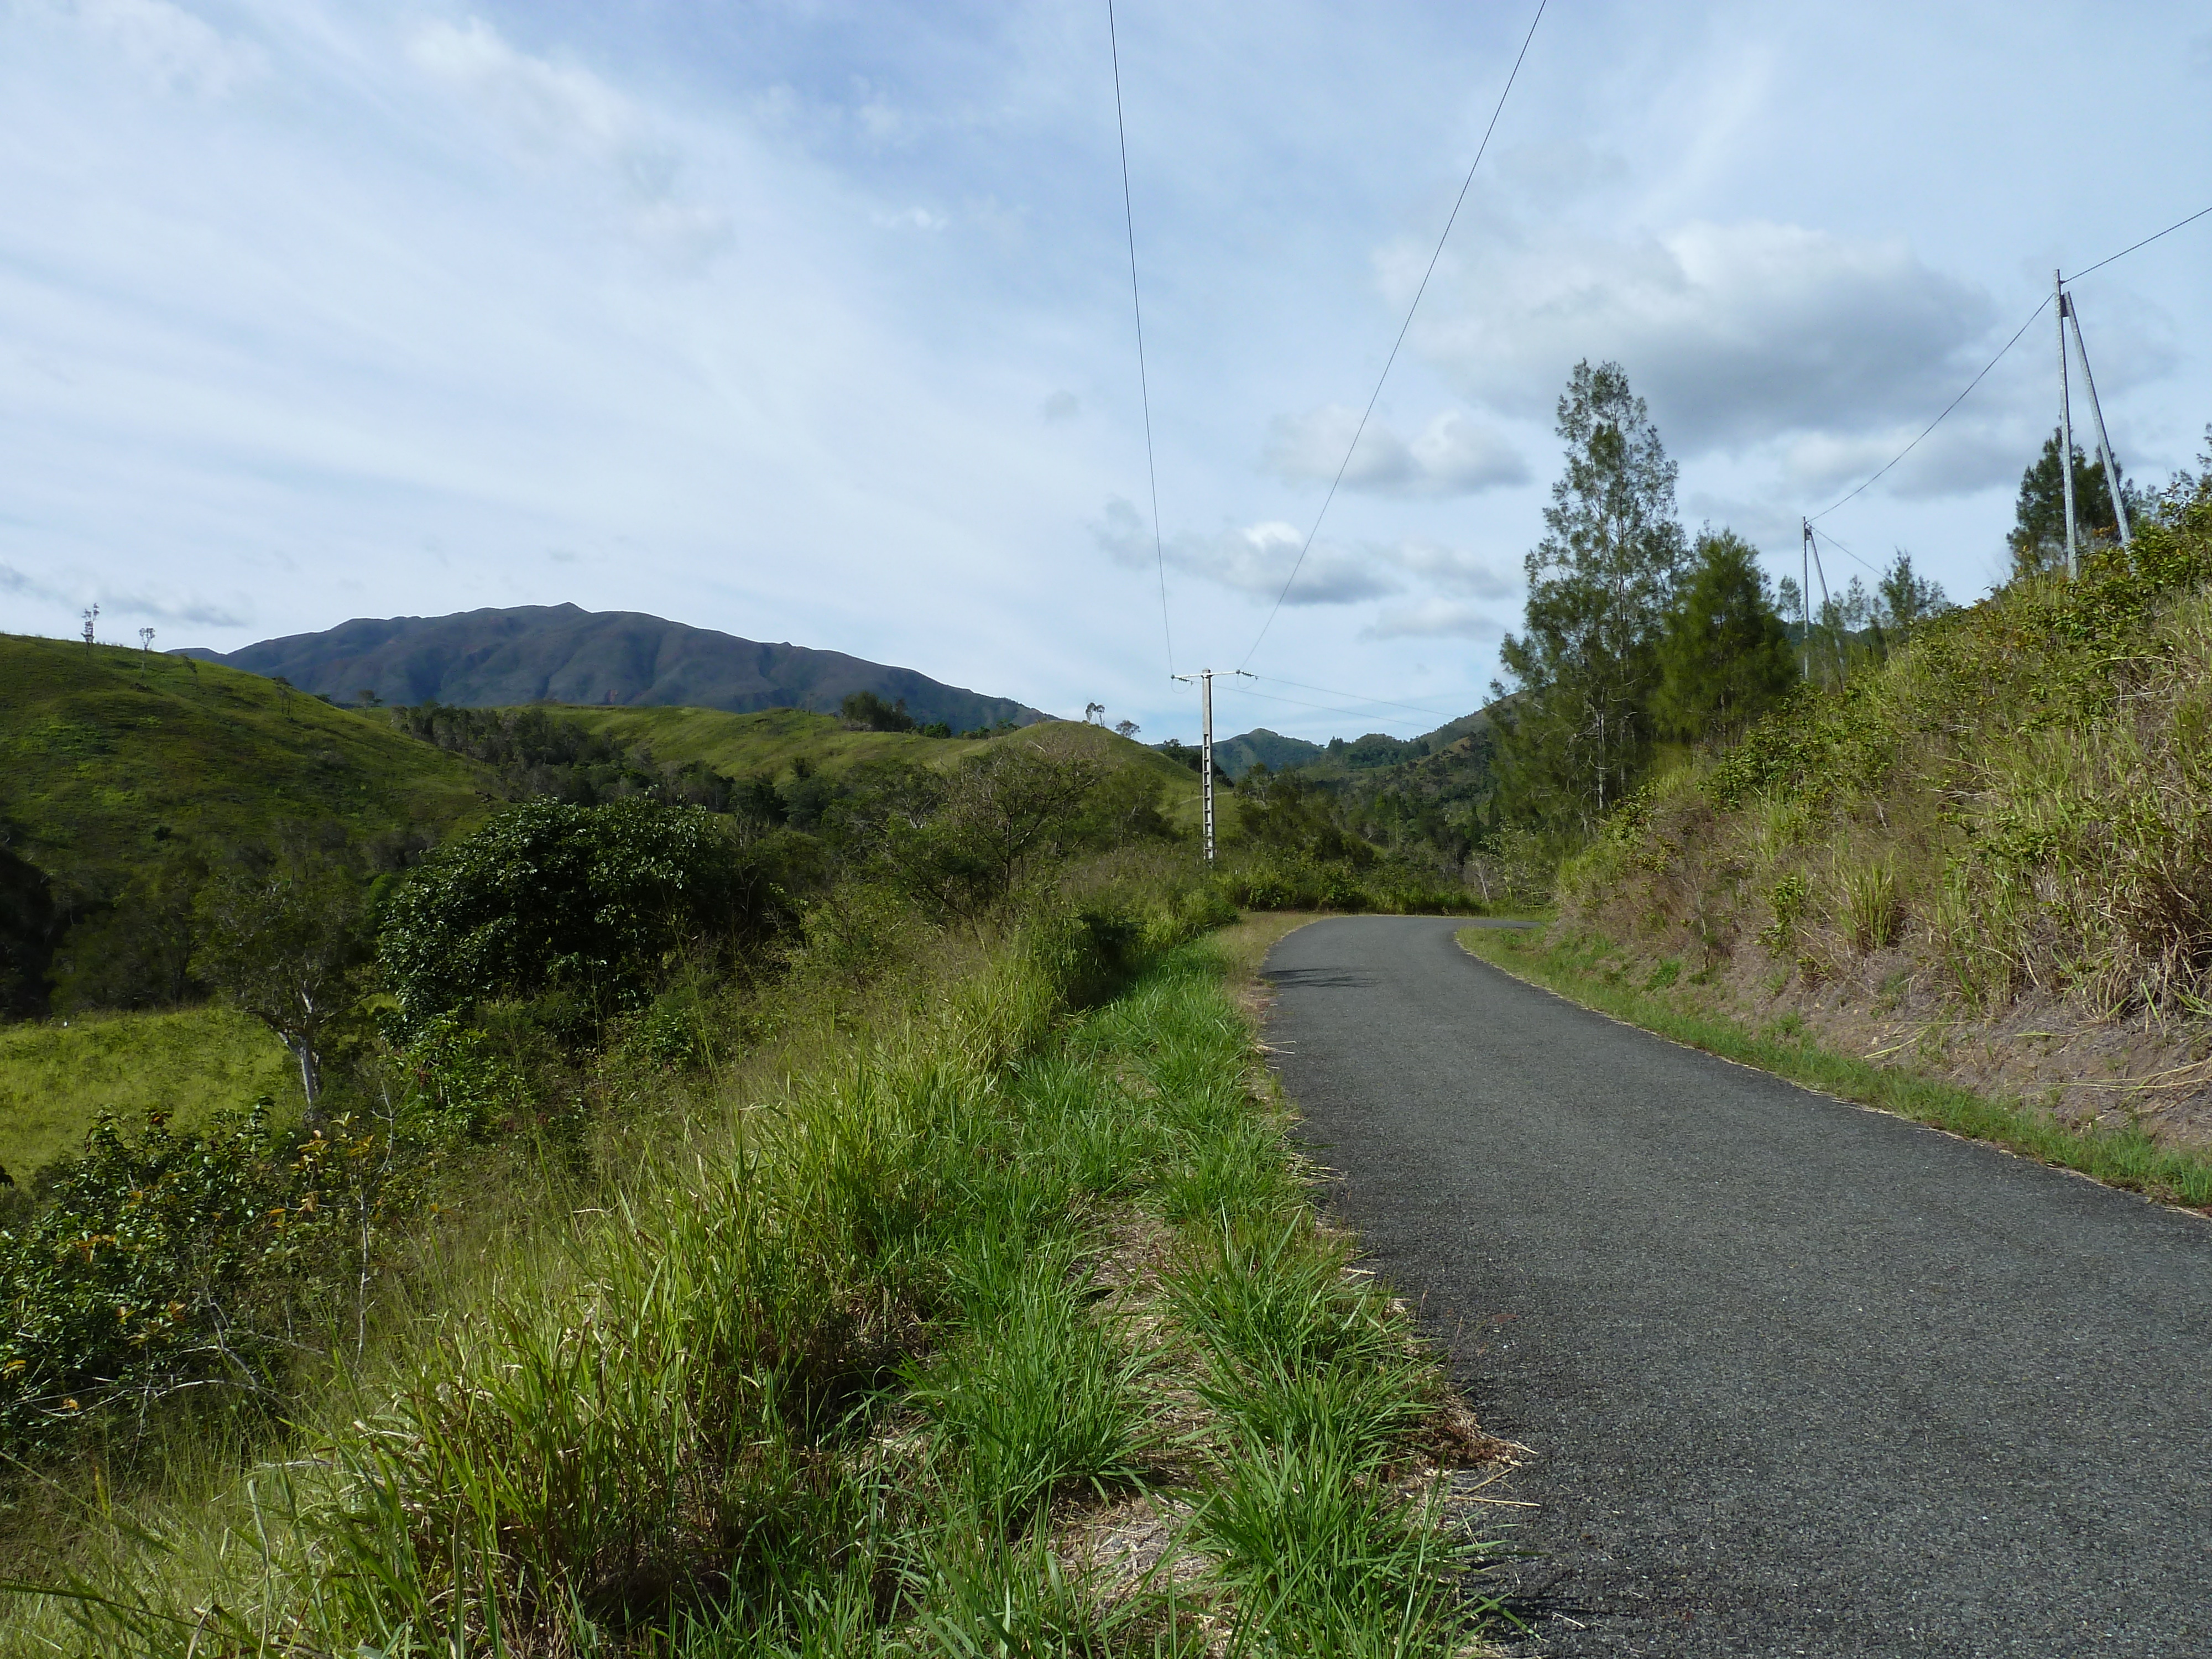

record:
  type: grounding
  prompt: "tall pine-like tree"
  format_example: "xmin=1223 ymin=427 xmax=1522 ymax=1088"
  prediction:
xmin=1494 ymin=361 xmax=1687 ymax=835
xmin=1652 ymin=529 xmax=1798 ymax=744
xmin=2007 ymin=431 xmax=2136 ymax=578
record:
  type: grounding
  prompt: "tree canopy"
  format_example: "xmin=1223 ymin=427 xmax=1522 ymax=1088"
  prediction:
xmin=1652 ymin=529 xmax=1798 ymax=744
xmin=379 ymin=797 xmax=790 ymax=1028
xmin=1494 ymin=360 xmax=1688 ymax=833
xmin=2008 ymin=431 xmax=2136 ymax=577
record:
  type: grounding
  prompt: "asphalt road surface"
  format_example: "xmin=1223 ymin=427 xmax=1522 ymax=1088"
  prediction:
xmin=1261 ymin=916 xmax=2212 ymax=1657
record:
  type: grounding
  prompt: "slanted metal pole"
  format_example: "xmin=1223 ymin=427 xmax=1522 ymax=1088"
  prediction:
xmin=2057 ymin=270 xmax=2078 ymax=580
xmin=1808 ymin=530 xmax=1843 ymax=686
xmin=2065 ymin=296 xmax=2132 ymax=548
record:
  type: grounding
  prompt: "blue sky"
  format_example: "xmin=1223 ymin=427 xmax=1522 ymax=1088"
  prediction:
xmin=3 ymin=1 xmax=2208 ymax=744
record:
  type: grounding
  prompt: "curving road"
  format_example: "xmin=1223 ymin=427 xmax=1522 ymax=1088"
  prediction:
xmin=1261 ymin=916 xmax=2212 ymax=1657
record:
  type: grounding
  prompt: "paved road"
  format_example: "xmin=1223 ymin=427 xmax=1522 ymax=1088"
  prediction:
xmin=1261 ymin=916 xmax=2212 ymax=1657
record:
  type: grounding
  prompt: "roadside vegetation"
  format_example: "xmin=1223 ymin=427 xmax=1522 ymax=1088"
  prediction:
xmin=1 ymin=658 xmax=1507 ymax=1651
xmin=1432 ymin=349 xmax=2212 ymax=1174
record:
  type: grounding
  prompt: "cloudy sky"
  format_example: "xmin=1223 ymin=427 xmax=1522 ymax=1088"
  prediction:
xmin=4 ymin=1 xmax=2207 ymax=743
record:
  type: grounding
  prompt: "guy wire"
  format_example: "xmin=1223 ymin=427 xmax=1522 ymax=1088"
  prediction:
xmin=1238 ymin=0 xmax=1546 ymax=672
xmin=1106 ymin=0 xmax=1176 ymax=678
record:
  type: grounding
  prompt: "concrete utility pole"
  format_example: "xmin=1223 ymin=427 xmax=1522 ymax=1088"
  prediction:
xmin=2057 ymin=269 xmax=2079 ymax=580
xmin=1171 ymin=667 xmax=1251 ymax=863
xmin=1800 ymin=521 xmax=1815 ymax=682
xmin=2063 ymin=288 xmax=2132 ymax=549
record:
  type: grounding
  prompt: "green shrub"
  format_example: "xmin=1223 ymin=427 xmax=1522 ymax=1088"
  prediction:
xmin=380 ymin=797 xmax=799 ymax=1029
xmin=0 ymin=1102 xmax=423 ymax=1456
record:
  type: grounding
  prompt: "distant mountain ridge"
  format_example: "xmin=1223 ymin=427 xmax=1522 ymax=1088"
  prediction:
xmin=179 ymin=604 xmax=1047 ymax=730
xmin=1198 ymin=712 xmax=1491 ymax=782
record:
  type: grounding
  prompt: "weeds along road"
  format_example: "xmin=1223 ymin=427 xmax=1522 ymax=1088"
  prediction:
xmin=1262 ymin=916 xmax=2212 ymax=1658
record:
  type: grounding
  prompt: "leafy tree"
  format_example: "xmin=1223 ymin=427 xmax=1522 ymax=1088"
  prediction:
xmin=378 ymin=797 xmax=791 ymax=1030
xmin=1494 ymin=360 xmax=1688 ymax=833
xmin=49 ymin=844 xmax=211 ymax=1013
xmin=0 ymin=1102 xmax=421 ymax=1453
xmin=857 ymin=741 xmax=1105 ymax=917
xmin=1875 ymin=551 xmax=1949 ymax=637
xmin=1652 ymin=529 xmax=1798 ymax=744
xmin=0 ymin=841 xmax=57 ymax=1020
xmin=193 ymin=855 xmax=370 ymax=1108
xmin=1232 ymin=766 xmax=1376 ymax=868
xmin=840 ymin=690 xmax=916 ymax=733
xmin=2008 ymin=431 xmax=2140 ymax=577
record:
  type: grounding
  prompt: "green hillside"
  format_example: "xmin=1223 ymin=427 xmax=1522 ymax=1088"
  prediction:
xmin=550 ymin=703 xmax=1223 ymax=830
xmin=0 ymin=634 xmax=492 ymax=911
xmin=0 ymin=1005 xmax=298 ymax=1180
xmin=1556 ymin=493 xmax=2212 ymax=1156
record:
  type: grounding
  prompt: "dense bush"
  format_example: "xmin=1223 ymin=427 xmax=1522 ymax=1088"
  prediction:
xmin=0 ymin=1102 xmax=423 ymax=1455
xmin=379 ymin=797 xmax=800 ymax=1028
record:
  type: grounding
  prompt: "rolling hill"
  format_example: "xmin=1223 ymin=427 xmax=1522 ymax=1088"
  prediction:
xmin=1204 ymin=711 xmax=1491 ymax=782
xmin=0 ymin=634 xmax=495 ymax=1015
xmin=182 ymin=604 xmax=1047 ymax=732
xmin=552 ymin=704 xmax=1213 ymax=828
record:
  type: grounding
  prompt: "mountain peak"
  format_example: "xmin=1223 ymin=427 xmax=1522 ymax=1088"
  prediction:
xmin=190 ymin=606 xmax=1046 ymax=729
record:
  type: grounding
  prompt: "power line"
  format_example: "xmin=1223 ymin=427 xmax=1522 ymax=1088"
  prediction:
xmin=2065 ymin=202 xmax=2212 ymax=284
xmin=1249 ymin=673 xmax=1462 ymax=721
xmin=1808 ymin=524 xmax=1880 ymax=578
xmin=1229 ymin=685 xmax=1442 ymax=725
xmin=1808 ymin=295 xmax=2050 ymax=524
xmin=1809 ymin=202 xmax=2212 ymax=526
xmin=1106 ymin=0 xmax=1175 ymax=678
xmin=1238 ymin=0 xmax=1546 ymax=671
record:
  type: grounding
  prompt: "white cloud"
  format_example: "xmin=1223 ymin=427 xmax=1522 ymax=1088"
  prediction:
xmin=404 ymin=16 xmax=729 ymax=265
xmin=98 ymin=587 xmax=247 ymax=627
xmin=1095 ymin=500 xmax=1394 ymax=606
xmin=64 ymin=0 xmax=263 ymax=96
xmin=873 ymin=205 xmax=948 ymax=232
xmin=1263 ymin=406 xmax=1526 ymax=497
xmin=1093 ymin=502 xmax=1511 ymax=611
xmin=1405 ymin=220 xmax=1999 ymax=455
xmin=1388 ymin=536 xmax=1515 ymax=599
xmin=1359 ymin=600 xmax=1505 ymax=641
xmin=408 ymin=18 xmax=630 ymax=152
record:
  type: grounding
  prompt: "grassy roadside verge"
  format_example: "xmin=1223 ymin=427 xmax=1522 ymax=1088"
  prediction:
xmin=1458 ymin=924 xmax=2212 ymax=1213
xmin=6 ymin=915 xmax=1507 ymax=1656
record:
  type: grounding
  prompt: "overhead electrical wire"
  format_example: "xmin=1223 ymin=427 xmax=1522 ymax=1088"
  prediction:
xmin=1232 ymin=685 xmax=1453 ymax=724
xmin=1811 ymin=202 xmax=2212 ymax=526
xmin=1808 ymin=524 xmax=1881 ymax=579
xmin=1106 ymin=0 xmax=1176 ymax=678
xmin=2064 ymin=202 xmax=2212 ymax=284
xmin=1248 ymin=673 xmax=1463 ymax=722
xmin=1237 ymin=0 xmax=1547 ymax=672
xmin=1807 ymin=295 xmax=2051 ymax=524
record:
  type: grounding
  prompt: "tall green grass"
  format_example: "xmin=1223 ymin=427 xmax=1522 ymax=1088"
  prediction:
xmin=4 ymin=921 xmax=1496 ymax=1656
xmin=0 ymin=1005 xmax=300 ymax=1177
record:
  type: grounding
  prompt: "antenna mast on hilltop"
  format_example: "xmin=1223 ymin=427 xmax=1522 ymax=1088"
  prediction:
xmin=81 ymin=604 xmax=98 ymax=652
xmin=1171 ymin=667 xmax=1252 ymax=862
